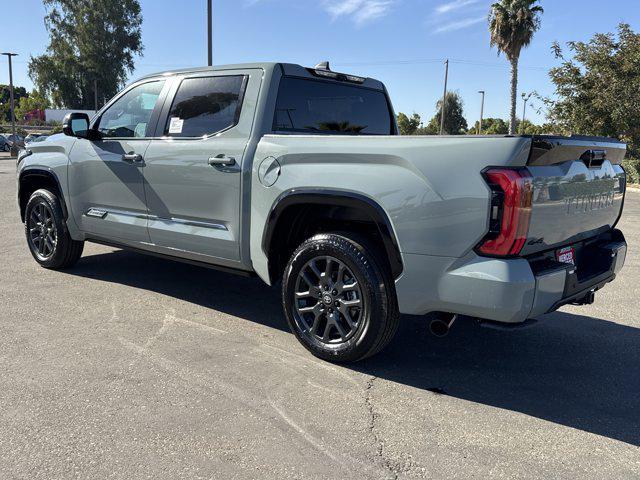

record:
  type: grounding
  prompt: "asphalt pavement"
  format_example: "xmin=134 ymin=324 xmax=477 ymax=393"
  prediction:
xmin=1 ymin=157 xmax=638 ymax=479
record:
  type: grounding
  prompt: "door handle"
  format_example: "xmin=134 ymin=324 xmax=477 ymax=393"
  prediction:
xmin=122 ymin=153 xmax=144 ymax=163
xmin=208 ymin=154 xmax=236 ymax=167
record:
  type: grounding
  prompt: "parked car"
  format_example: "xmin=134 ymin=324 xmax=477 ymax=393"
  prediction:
xmin=0 ymin=135 xmax=9 ymax=152
xmin=15 ymin=62 xmax=628 ymax=362
xmin=5 ymin=134 xmax=25 ymax=149
xmin=25 ymin=134 xmax=48 ymax=145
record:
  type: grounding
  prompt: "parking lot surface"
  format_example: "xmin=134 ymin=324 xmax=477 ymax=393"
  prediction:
xmin=1 ymin=157 xmax=639 ymax=479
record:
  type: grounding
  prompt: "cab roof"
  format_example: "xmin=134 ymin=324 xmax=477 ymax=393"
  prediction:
xmin=136 ymin=62 xmax=386 ymax=91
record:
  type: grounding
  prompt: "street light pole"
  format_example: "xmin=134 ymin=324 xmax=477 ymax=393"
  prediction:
xmin=521 ymin=92 xmax=533 ymax=134
xmin=207 ymin=0 xmax=213 ymax=66
xmin=2 ymin=52 xmax=18 ymax=156
xmin=439 ymin=59 xmax=449 ymax=135
xmin=477 ymin=90 xmax=485 ymax=135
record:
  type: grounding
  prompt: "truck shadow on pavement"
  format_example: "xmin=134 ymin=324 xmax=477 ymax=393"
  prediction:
xmin=357 ymin=312 xmax=640 ymax=448
xmin=70 ymin=249 xmax=640 ymax=447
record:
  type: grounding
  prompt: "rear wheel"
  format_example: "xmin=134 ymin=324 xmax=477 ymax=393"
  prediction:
xmin=282 ymin=233 xmax=399 ymax=363
xmin=25 ymin=189 xmax=84 ymax=269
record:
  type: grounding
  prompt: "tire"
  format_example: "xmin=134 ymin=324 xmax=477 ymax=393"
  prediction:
xmin=282 ymin=233 xmax=399 ymax=363
xmin=24 ymin=189 xmax=84 ymax=269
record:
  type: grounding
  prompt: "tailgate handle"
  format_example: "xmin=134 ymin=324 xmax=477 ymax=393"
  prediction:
xmin=580 ymin=149 xmax=606 ymax=168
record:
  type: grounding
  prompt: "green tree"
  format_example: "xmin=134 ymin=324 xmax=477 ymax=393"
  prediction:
xmin=15 ymin=90 xmax=51 ymax=123
xmin=397 ymin=112 xmax=422 ymax=135
xmin=0 ymin=85 xmax=29 ymax=122
xmin=424 ymin=92 xmax=468 ymax=135
xmin=517 ymin=119 xmax=544 ymax=135
xmin=29 ymin=0 xmax=143 ymax=109
xmin=467 ymin=117 xmax=509 ymax=135
xmin=468 ymin=118 xmax=555 ymax=135
xmin=489 ymin=0 xmax=543 ymax=135
xmin=547 ymin=23 xmax=640 ymax=181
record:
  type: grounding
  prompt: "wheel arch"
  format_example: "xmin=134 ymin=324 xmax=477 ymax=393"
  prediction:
xmin=19 ymin=168 xmax=68 ymax=222
xmin=262 ymin=189 xmax=403 ymax=283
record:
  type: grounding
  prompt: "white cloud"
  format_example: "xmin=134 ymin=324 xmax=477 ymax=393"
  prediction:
xmin=245 ymin=0 xmax=395 ymax=25
xmin=434 ymin=0 xmax=479 ymax=15
xmin=433 ymin=15 xmax=485 ymax=33
xmin=323 ymin=0 xmax=395 ymax=26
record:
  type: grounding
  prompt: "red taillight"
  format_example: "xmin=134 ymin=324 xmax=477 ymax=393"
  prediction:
xmin=478 ymin=168 xmax=533 ymax=257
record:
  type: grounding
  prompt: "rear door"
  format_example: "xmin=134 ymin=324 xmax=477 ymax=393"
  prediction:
xmin=520 ymin=136 xmax=626 ymax=255
xmin=142 ymin=69 xmax=261 ymax=263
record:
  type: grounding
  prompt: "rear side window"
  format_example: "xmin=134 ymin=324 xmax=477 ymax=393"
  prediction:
xmin=273 ymin=77 xmax=393 ymax=135
xmin=164 ymin=75 xmax=246 ymax=137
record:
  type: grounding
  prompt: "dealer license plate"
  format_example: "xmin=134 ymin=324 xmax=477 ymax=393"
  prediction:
xmin=556 ymin=246 xmax=576 ymax=265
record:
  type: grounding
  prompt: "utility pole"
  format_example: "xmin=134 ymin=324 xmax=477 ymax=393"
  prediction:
xmin=439 ymin=59 xmax=449 ymax=135
xmin=207 ymin=0 xmax=213 ymax=66
xmin=94 ymin=78 xmax=98 ymax=112
xmin=521 ymin=92 xmax=533 ymax=134
xmin=477 ymin=90 xmax=485 ymax=135
xmin=2 ymin=52 xmax=18 ymax=156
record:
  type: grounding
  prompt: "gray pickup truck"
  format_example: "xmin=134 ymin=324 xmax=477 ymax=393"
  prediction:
xmin=16 ymin=62 xmax=627 ymax=362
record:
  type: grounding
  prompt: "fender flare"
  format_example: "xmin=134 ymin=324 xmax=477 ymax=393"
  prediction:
xmin=18 ymin=168 xmax=68 ymax=222
xmin=262 ymin=189 xmax=403 ymax=279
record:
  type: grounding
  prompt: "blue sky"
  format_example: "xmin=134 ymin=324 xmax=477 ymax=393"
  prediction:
xmin=1 ymin=0 xmax=637 ymax=124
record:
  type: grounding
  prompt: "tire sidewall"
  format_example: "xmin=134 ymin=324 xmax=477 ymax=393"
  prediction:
xmin=282 ymin=234 xmax=390 ymax=362
xmin=24 ymin=189 xmax=70 ymax=268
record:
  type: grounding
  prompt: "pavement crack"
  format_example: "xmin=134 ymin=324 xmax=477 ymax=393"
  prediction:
xmin=365 ymin=376 xmax=400 ymax=480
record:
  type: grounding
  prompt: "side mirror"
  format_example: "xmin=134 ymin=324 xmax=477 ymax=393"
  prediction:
xmin=62 ymin=112 xmax=90 ymax=138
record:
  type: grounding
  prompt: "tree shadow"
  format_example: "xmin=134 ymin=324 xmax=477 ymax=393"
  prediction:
xmin=68 ymin=249 xmax=640 ymax=446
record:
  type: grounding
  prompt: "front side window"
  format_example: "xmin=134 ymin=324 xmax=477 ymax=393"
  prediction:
xmin=273 ymin=77 xmax=393 ymax=135
xmin=97 ymin=80 xmax=165 ymax=138
xmin=164 ymin=75 xmax=246 ymax=138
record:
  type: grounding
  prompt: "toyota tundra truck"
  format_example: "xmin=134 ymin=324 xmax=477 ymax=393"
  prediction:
xmin=16 ymin=62 xmax=628 ymax=362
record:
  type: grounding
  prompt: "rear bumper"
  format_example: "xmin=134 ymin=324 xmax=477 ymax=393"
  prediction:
xmin=395 ymin=230 xmax=627 ymax=324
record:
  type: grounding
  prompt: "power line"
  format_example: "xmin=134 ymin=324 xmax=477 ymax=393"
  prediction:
xmin=5 ymin=57 xmax=551 ymax=70
xmin=334 ymin=58 xmax=444 ymax=67
xmin=335 ymin=58 xmax=550 ymax=71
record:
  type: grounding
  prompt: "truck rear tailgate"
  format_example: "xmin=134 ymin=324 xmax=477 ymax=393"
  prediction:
xmin=520 ymin=136 xmax=626 ymax=256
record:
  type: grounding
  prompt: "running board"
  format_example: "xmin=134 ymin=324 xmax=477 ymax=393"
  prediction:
xmin=85 ymin=236 xmax=256 ymax=278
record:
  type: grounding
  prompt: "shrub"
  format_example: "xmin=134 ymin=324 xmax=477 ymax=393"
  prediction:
xmin=623 ymin=157 xmax=640 ymax=185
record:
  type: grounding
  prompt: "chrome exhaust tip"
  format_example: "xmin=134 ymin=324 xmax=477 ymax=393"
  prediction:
xmin=429 ymin=314 xmax=457 ymax=337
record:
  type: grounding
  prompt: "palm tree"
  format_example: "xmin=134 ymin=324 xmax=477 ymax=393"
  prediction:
xmin=489 ymin=0 xmax=543 ymax=134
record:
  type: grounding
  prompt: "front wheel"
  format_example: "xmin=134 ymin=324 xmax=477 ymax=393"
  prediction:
xmin=24 ymin=189 xmax=84 ymax=269
xmin=282 ymin=233 xmax=399 ymax=363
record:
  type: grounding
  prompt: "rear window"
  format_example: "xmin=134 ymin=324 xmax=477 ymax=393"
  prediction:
xmin=273 ymin=77 xmax=393 ymax=135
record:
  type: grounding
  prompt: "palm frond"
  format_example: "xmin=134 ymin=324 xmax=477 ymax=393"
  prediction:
xmin=488 ymin=0 xmax=543 ymax=60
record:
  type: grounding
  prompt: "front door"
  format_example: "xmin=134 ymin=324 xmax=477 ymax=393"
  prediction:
xmin=68 ymin=79 xmax=168 ymax=243
xmin=143 ymin=70 xmax=261 ymax=263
